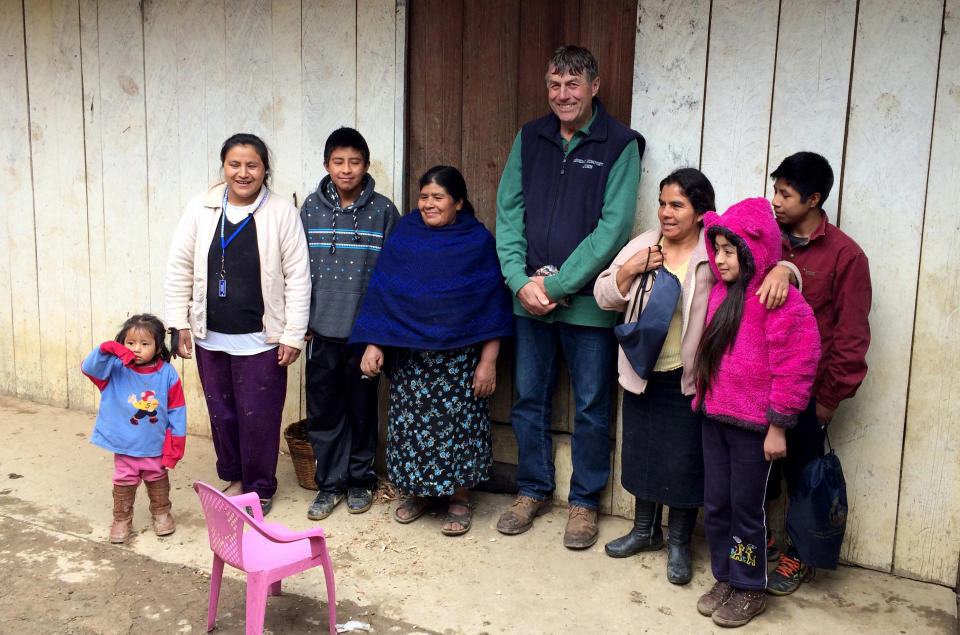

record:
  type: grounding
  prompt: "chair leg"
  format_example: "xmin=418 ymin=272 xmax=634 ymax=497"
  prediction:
xmin=208 ymin=556 xmax=224 ymax=632
xmin=268 ymin=580 xmax=281 ymax=596
xmin=320 ymin=551 xmax=337 ymax=635
xmin=246 ymin=574 xmax=268 ymax=635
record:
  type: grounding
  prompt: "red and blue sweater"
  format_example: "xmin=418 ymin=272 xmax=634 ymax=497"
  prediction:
xmin=694 ymin=198 xmax=821 ymax=433
xmin=81 ymin=341 xmax=187 ymax=467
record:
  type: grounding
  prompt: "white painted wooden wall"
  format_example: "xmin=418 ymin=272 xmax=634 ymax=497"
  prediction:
xmin=2 ymin=0 xmax=958 ymax=588
xmin=0 ymin=0 xmax=405 ymax=435
xmin=632 ymin=0 xmax=959 ymax=586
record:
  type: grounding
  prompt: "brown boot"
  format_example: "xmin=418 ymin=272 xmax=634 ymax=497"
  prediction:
xmin=144 ymin=474 xmax=176 ymax=536
xmin=496 ymin=495 xmax=552 ymax=535
xmin=563 ymin=505 xmax=598 ymax=549
xmin=110 ymin=484 xmax=138 ymax=543
xmin=711 ymin=588 xmax=766 ymax=627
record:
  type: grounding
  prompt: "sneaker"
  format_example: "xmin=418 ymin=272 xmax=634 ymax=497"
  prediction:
xmin=307 ymin=490 xmax=345 ymax=520
xmin=766 ymin=530 xmax=780 ymax=561
xmin=347 ymin=487 xmax=373 ymax=514
xmin=563 ymin=505 xmax=599 ymax=549
xmin=766 ymin=553 xmax=815 ymax=595
xmin=496 ymin=495 xmax=552 ymax=535
xmin=697 ymin=580 xmax=732 ymax=616
xmin=712 ymin=588 xmax=766 ymax=627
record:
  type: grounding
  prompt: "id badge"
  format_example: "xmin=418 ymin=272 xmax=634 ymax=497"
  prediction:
xmin=218 ymin=279 xmax=226 ymax=298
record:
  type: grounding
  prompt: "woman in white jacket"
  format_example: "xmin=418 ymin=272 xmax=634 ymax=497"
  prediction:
xmin=165 ymin=133 xmax=310 ymax=515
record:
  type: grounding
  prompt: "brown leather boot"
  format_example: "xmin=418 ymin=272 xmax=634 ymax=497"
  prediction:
xmin=144 ymin=474 xmax=176 ymax=536
xmin=563 ymin=505 xmax=599 ymax=549
xmin=496 ymin=495 xmax=552 ymax=535
xmin=110 ymin=484 xmax=138 ymax=543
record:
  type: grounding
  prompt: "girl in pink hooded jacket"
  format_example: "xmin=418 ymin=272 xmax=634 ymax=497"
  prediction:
xmin=692 ymin=198 xmax=820 ymax=628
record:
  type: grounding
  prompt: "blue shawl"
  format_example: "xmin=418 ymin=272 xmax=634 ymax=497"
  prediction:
xmin=349 ymin=210 xmax=514 ymax=350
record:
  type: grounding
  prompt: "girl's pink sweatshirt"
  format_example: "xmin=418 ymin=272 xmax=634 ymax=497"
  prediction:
xmin=693 ymin=198 xmax=821 ymax=433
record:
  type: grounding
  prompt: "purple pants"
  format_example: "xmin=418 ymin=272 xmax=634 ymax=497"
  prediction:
xmin=702 ymin=416 xmax=772 ymax=591
xmin=196 ymin=346 xmax=287 ymax=499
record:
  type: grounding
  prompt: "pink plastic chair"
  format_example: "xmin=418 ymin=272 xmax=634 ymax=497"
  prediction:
xmin=193 ymin=481 xmax=337 ymax=635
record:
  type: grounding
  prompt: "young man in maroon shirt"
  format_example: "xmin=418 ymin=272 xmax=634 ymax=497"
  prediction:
xmin=765 ymin=151 xmax=872 ymax=595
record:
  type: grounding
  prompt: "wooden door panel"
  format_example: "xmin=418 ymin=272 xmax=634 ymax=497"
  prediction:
xmin=406 ymin=0 xmax=638 ymax=436
xmin=406 ymin=0 xmax=464 ymax=212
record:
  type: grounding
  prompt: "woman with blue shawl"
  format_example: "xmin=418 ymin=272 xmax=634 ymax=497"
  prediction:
xmin=351 ymin=166 xmax=513 ymax=536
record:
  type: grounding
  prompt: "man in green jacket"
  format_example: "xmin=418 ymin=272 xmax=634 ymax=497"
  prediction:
xmin=495 ymin=45 xmax=643 ymax=549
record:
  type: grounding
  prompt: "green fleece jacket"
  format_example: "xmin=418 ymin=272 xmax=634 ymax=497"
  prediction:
xmin=495 ymin=111 xmax=641 ymax=327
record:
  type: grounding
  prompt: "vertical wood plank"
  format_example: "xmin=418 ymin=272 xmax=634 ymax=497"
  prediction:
xmin=578 ymin=0 xmax=638 ymax=125
xmin=177 ymin=0 xmax=227 ymax=434
xmin=836 ymin=0 xmax=942 ymax=571
xmin=24 ymin=0 xmax=91 ymax=408
xmin=392 ymin=0 xmax=407 ymax=208
xmin=630 ymin=0 xmax=710 ymax=232
xmin=271 ymin=0 xmax=305 ymax=420
xmin=615 ymin=0 xmax=711 ymax=518
xmin=404 ymin=0 xmax=462 ymax=212
xmin=516 ymin=0 xmax=580 ymax=130
xmin=461 ymin=0 xmax=518 ymax=229
xmin=302 ymin=0 xmax=357 ymax=196
xmin=357 ymin=0 xmax=398 ymax=199
xmin=765 ymin=0 xmax=855 ymax=202
xmin=225 ymin=0 xmax=273 ymax=141
xmin=699 ymin=0 xmax=779 ymax=210
xmin=0 ymin=0 xmax=35 ymax=397
xmin=893 ymin=0 xmax=959 ymax=587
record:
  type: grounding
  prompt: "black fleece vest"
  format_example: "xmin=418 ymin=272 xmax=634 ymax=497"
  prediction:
xmin=520 ymin=99 xmax=644 ymax=295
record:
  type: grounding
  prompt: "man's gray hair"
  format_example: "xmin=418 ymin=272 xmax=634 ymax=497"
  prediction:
xmin=545 ymin=45 xmax=599 ymax=83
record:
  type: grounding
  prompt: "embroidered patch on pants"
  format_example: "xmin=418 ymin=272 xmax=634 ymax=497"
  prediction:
xmin=730 ymin=536 xmax=758 ymax=567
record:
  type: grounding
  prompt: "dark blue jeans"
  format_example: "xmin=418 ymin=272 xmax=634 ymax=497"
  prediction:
xmin=510 ymin=316 xmax=615 ymax=509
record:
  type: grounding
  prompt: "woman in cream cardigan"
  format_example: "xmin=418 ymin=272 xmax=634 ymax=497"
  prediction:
xmin=595 ymin=168 xmax=795 ymax=584
xmin=165 ymin=133 xmax=310 ymax=515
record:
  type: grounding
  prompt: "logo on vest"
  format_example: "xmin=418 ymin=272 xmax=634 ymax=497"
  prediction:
xmin=571 ymin=158 xmax=605 ymax=170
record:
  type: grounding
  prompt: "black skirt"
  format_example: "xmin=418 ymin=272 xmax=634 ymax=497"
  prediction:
xmin=620 ymin=368 xmax=704 ymax=508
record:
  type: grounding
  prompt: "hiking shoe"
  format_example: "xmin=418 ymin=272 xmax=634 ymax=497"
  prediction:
xmin=563 ymin=505 xmax=599 ymax=549
xmin=496 ymin=495 xmax=551 ymax=535
xmin=307 ymin=490 xmax=344 ymax=520
xmin=766 ymin=530 xmax=780 ymax=561
xmin=712 ymin=588 xmax=766 ymax=627
xmin=766 ymin=553 xmax=815 ymax=595
xmin=697 ymin=581 xmax=733 ymax=616
xmin=347 ymin=487 xmax=373 ymax=514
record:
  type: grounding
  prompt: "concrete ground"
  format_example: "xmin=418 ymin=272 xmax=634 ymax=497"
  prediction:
xmin=0 ymin=395 xmax=956 ymax=634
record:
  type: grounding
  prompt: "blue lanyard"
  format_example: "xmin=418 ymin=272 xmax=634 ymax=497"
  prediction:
xmin=217 ymin=186 xmax=268 ymax=297
xmin=220 ymin=186 xmax=268 ymax=250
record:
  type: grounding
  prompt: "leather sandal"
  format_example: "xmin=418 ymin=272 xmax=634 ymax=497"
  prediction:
xmin=441 ymin=499 xmax=473 ymax=536
xmin=394 ymin=496 xmax=433 ymax=524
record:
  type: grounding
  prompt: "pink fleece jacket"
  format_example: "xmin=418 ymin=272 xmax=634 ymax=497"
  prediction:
xmin=693 ymin=198 xmax=821 ymax=432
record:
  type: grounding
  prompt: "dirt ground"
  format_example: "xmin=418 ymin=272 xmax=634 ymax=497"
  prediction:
xmin=0 ymin=396 xmax=957 ymax=634
xmin=0 ymin=513 xmax=436 ymax=635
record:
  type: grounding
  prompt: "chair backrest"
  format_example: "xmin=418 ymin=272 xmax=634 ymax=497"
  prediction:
xmin=193 ymin=481 xmax=250 ymax=569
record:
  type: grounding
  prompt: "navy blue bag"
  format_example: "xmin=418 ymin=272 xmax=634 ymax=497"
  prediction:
xmin=613 ymin=267 xmax=682 ymax=380
xmin=786 ymin=433 xmax=848 ymax=569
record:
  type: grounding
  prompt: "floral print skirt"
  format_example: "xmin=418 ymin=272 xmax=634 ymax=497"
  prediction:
xmin=386 ymin=346 xmax=492 ymax=497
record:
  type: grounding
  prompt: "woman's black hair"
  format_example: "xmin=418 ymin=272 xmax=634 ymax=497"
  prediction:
xmin=114 ymin=314 xmax=171 ymax=363
xmin=659 ymin=167 xmax=716 ymax=216
xmin=220 ymin=133 xmax=271 ymax=187
xmin=692 ymin=227 xmax=755 ymax=398
xmin=418 ymin=165 xmax=475 ymax=216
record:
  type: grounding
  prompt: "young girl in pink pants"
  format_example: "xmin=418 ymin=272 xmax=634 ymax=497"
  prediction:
xmin=82 ymin=314 xmax=186 ymax=543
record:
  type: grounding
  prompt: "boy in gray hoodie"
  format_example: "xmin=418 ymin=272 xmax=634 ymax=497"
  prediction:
xmin=300 ymin=127 xmax=399 ymax=519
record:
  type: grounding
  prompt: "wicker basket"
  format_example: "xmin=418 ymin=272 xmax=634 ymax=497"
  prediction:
xmin=283 ymin=420 xmax=317 ymax=490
